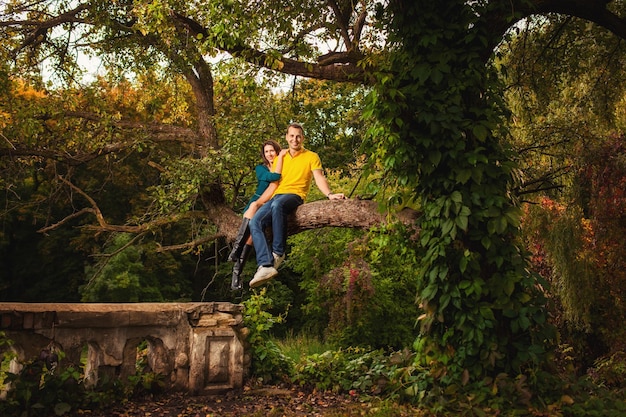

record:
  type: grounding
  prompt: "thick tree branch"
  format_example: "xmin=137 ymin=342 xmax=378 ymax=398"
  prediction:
xmin=0 ymin=110 xmax=201 ymax=165
xmin=206 ymin=198 xmax=420 ymax=243
xmin=523 ymin=0 xmax=626 ymax=40
xmin=3 ymin=4 xmax=89 ymax=55
xmin=287 ymin=199 xmax=419 ymax=235
xmin=38 ymin=191 xmax=420 ymax=251
xmin=172 ymin=12 xmax=368 ymax=84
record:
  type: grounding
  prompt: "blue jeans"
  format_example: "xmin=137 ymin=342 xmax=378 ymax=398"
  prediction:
xmin=249 ymin=193 xmax=303 ymax=267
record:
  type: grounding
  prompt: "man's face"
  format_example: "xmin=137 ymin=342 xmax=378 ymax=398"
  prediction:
xmin=286 ymin=126 xmax=303 ymax=152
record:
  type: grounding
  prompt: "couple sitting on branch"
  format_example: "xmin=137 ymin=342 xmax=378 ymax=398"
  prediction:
xmin=228 ymin=122 xmax=346 ymax=290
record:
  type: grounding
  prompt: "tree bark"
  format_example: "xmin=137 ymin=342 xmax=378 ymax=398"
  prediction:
xmin=212 ymin=199 xmax=420 ymax=242
xmin=183 ymin=58 xmax=219 ymax=154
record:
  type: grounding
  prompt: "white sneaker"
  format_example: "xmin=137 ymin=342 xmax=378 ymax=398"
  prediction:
xmin=249 ymin=266 xmax=278 ymax=288
xmin=273 ymin=252 xmax=285 ymax=269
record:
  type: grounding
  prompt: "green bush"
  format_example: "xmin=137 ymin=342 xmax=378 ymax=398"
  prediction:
xmin=81 ymin=233 xmax=190 ymax=302
xmin=289 ymin=225 xmax=421 ymax=349
xmin=242 ymin=289 xmax=294 ymax=383
xmin=0 ymin=332 xmax=165 ymax=416
xmin=0 ymin=348 xmax=92 ymax=416
xmin=293 ymin=347 xmax=407 ymax=395
xmin=283 ymin=338 xmax=626 ymax=416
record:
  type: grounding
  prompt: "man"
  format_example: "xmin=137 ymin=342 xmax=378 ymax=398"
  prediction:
xmin=248 ymin=123 xmax=345 ymax=288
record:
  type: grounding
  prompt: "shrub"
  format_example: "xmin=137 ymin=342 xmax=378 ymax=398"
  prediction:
xmin=0 ymin=332 xmax=165 ymax=416
xmin=289 ymin=225 xmax=420 ymax=349
xmin=242 ymin=289 xmax=294 ymax=383
xmin=293 ymin=347 xmax=408 ymax=395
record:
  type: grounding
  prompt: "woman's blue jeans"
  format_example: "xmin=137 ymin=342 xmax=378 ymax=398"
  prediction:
xmin=249 ymin=193 xmax=303 ymax=267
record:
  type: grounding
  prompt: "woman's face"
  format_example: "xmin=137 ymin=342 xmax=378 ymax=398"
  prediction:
xmin=264 ymin=144 xmax=277 ymax=163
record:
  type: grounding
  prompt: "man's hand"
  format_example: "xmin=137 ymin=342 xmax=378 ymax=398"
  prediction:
xmin=328 ymin=193 xmax=346 ymax=200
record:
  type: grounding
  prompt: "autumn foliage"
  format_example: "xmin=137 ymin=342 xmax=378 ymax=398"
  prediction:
xmin=523 ymin=134 xmax=626 ymax=368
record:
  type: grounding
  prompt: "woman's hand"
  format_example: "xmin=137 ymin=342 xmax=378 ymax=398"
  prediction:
xmin=244 ymin=202 xmax=260 ymax=219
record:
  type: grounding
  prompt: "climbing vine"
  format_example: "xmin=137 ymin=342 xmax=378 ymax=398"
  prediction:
xmin=363 ymin=1 xmax=555 ymax=384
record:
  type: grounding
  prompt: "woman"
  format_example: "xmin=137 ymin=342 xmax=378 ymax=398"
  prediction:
xmin=229 ymin=140 xmax=286 ymax=290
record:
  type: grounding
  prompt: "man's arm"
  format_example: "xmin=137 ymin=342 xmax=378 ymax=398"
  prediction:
xmin=312 ymin=169 xmax=345 ymax=200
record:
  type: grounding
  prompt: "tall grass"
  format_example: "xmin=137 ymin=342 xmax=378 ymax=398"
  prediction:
xmin=273 ymin=331 xmax=335 ymax=363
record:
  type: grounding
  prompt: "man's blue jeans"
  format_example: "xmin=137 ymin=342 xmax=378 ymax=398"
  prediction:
xmin=250 ymin=193 xmax=303 ymax=267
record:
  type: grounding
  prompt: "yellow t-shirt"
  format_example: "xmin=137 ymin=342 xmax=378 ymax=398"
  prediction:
xmin=272 ymin=148 xmax=322 ymax=200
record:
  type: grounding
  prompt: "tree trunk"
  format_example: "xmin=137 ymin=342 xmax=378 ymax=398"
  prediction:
xmin=183 ymin=59 xmax=218 ymax=155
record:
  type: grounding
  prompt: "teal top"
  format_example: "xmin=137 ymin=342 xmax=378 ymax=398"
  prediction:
xmin=243 ymin=164 xmax=281 ymax=212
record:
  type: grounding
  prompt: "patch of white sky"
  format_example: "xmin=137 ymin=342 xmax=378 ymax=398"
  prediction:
xmin=40 ymin=23 xmax=105 ymax=87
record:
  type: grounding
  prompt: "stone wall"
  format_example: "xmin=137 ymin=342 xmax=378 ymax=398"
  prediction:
xmin=0 ymin=302 xmax=248 ymax=395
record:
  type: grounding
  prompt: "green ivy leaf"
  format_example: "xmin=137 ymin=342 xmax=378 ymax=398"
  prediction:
xmin=441 ymin=219 xmax=455 ymax=236
xmin=455 ymin=215 xmax=468 ymax=231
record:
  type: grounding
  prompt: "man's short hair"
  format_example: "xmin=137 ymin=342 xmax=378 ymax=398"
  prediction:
xmin=287 ymin=122 xmax=304 ymax=135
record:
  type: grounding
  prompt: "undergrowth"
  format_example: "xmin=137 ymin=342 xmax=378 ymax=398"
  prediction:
xmin=248 ymin=292 xmax=626 ymax=416
xmin=276 ymin=332 xmax=626 ymax=416
xmin=0 ymin=331 xmax=164 ymax=417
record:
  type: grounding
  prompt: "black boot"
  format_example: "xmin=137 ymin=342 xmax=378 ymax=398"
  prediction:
xmin=228 ymin=218 xmax=250 ymax=262
xmin=231 ymin=244 xmax=252 ymax=291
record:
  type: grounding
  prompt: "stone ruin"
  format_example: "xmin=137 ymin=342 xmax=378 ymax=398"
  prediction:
xmin=0 ymin=302 xmax=248 ymax=396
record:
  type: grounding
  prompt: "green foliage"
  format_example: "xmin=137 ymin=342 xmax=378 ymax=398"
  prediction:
xmin=522 ymin=200 xmax=598 ymax=330
xmin=288 ymin=228 xmax=361 ymax=335
xmin=1 ymin=359 xmax=78 ymax=416
xmin=150 ymin=157 xmax=218 ymax=214
xmin=293 ymin=347 xmax=402 ymax=395
xmin=242 ymin=289 xmax=294 ymax=383
xmin=284 ymin=341 xmax=626 ymax=416
xmin=81 ymin=233 xmax=190 ymax=302
xmin=590 ymin=351 xmax=626 ymax=389
xmin=274 ymin=331 xmax=336 ymax=363
xmin=504 ymin=15 xmax=626 ymax=374
xmin=0 ymin=331 xmax=15 ymax=393
xmin=0 ymin=76 xmax=203 ymax=302
xmin=520 ymin=135 xmax=626 ymax=362
xmin=0 ymin=333 xmax=167 ymax=416
xmin=288 ymin=225 xmax=420 ymax=349
xmin=286 ymin=79 xmax=368 ymax=174
xmin=0 ymin=347 xmax=102 ymax=416
xmin=393 ymin=364 xmax=586 ymax=415
xmin=363 ymin=0 xmax=554 ymax=384
xmin=502 ymin=15 xmax=626 ymax=154
xmin=559 ymin=375 xmax=626 ymax=417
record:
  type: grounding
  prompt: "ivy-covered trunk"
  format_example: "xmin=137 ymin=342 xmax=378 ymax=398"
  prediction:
xmin=365 ymin=1 xmax=555 ymax=384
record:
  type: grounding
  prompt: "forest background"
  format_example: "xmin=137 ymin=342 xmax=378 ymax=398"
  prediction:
xmin=2 ymin=0 xmax=626 ymax=414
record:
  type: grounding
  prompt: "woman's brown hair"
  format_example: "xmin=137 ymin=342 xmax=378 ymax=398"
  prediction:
xmin=261 ymin=140 xmax=282 ymax=167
